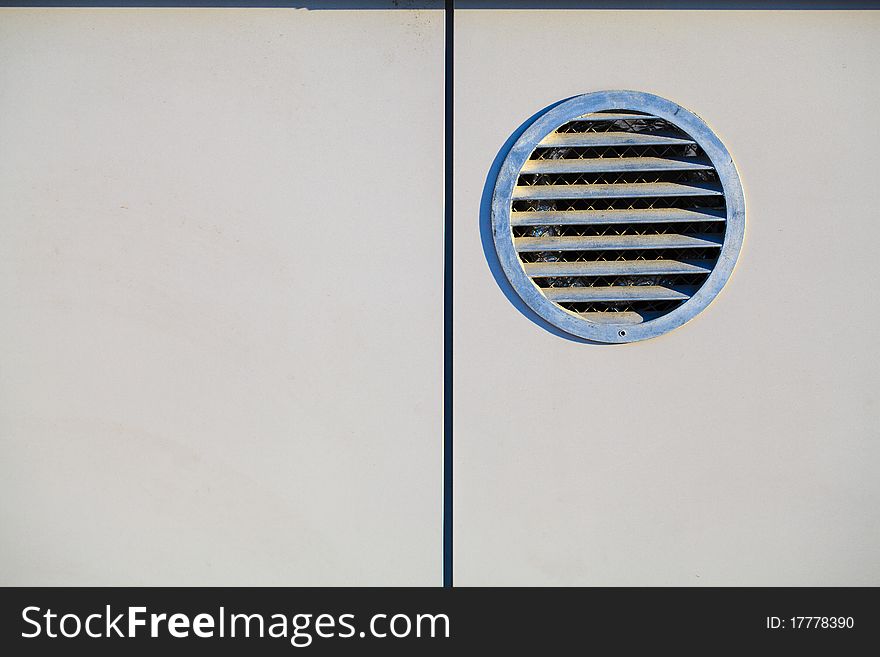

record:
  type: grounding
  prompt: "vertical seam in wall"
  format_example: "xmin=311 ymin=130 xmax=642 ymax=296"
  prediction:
xmin=443 ymin=0 xmax=454 ymax=589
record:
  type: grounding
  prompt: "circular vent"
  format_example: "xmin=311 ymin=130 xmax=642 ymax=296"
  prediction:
xmin=491 ymin=91 xmax=745 ymax=343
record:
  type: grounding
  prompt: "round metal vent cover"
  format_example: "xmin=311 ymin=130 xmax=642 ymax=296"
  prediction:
xmin=491 ymin=91 xmax=745 ymax=343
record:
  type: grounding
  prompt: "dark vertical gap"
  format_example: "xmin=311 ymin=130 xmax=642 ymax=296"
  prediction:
xmin=443 ymin=0 xmax=454 ymax=589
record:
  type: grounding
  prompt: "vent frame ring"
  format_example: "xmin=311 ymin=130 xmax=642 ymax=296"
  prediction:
xmin=490 ymin=90 xmax=745 ymax=344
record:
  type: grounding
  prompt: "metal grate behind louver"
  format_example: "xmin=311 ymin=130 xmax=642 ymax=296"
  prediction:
xmin=491 ymin=92 xmax=745 ymax=343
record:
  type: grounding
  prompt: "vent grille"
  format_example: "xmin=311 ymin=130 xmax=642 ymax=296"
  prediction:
xmin=490 ymin=92 xmax=745 ymax=343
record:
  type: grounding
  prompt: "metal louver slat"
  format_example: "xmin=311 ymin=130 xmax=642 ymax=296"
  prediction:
xmin=521 ymin=156 xmax=714 ymax=174
xmin=524 ymin=259 xmax=714 ymax=277
xmin=543 ymin=285 xmax=698 ymax=303
xmin=509 ymin=208 xmax=726 ymax=227
xmin=512 ymin=182 xmax=723 ymax=200
xmin=537 ymin=132 xmax=696 ymax=148
xmin=577 ymin=311 xmax=665 ymax=324
xmin=514 ymin=233 xmax=724 ymax=252
xmin=572 ymin=112 xmax=656 ymax=121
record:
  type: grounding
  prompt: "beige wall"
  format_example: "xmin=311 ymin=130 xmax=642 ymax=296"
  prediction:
xmin=454 ymin=9 xmax=880 ymax=585
xmin=0 ymin=7 xmax=444 ymax=585
xmin=2 ymin=6 xmax=877 ymax=588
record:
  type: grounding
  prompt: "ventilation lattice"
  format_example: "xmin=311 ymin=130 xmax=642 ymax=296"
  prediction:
xmin=513 ymin=110 xmax=724 ymax=323
xmin=490 ymin=92 xmax=745 ymax=343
